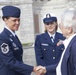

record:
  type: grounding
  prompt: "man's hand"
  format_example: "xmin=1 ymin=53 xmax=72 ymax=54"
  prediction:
xmin=36 ymin=66 xmax=46 ymax=75
xmin=57 ymin=40 xmax=63 ymax=46
xmin=33 ymin=66 xmax=46 ymax=75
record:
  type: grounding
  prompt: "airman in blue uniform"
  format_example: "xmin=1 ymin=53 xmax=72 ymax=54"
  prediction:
xmin=34 ymin=13 xmax=65 ymax=75
xmin=0 ymin=5 xmax=40 ymax=75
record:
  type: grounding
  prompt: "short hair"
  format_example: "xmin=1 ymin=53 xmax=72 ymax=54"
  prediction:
xmin=2 ymin=16 xmax=10 ymax=20
xmin=61 ymin=8 xmax=76 ymax=33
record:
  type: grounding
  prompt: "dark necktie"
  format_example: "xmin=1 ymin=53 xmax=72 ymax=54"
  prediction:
xmin=15 ymin=35 xmax=22 ymax=46
xmin=51 ymin=36 xmax=54 ymax=43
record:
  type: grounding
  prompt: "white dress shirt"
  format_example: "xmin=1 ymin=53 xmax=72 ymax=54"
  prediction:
xmin=48 ymin=32 xmax=55 ymax=43
xmin=56 ymin=34 xmax=76 ymax=75
xmin=5 ymin=26 xmax=16 ymax=37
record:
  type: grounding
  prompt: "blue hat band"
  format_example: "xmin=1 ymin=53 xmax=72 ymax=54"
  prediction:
xmin=43 ymin=17 xmax=57 ymax=23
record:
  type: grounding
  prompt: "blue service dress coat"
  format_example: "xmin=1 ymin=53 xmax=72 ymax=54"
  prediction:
xmin=0 ymin=28 xmax=33 ymax=75
xmin=46 ymin=35 xmax=76 ymax=75
xmin=34 ymin=32 xmax=65 ymax=75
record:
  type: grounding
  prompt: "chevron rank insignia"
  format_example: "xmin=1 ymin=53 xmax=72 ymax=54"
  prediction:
xmin=1 ymin=43 xmax=9 ymax=54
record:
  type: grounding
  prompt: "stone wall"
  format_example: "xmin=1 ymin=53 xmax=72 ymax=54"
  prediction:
xmin=33 ymin=0 xmax=76 ymax=33
xmin=23 ymin=47 xmax=36 ymax=75
xmin=0 ymin=0 xmax=76 ymax=43
xmin=18 ymin=2 xmax=35 ymax=44
xmin=0 ymin=0 xmax=35 ymax=44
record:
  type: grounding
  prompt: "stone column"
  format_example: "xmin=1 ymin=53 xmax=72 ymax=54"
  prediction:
xmin=18 ymin=0 xmax=35 ymax=44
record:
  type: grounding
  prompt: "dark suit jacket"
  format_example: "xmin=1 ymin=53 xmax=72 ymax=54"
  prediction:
xmin=0 ymin=28 xmax=33 ymax=75
xmin=46 ymin=35 xmax=76 ymax=75
xmin=61 ymin=35 xmax=76 ymax=75
xmin=35 ymin=32 xmax=65 ymax=75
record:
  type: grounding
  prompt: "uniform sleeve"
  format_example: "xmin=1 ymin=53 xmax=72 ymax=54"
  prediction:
xmin=34 ymin=35 xmax=46 ymax=66
xmin=0 ymin=40 xmax=33 ymax=75
xmin=46 ymin=64 xmax=57 ymax=73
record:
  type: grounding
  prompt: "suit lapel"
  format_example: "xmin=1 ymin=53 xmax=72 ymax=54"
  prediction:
xmin=44 ymin=32 xmax=61 ymax=46
xmin=11 ymin=35 xmax=22 ymax=49
xmin=61 ymin=35 xmax=76 ymax=75
xmin=14 ymin=35 xmax=22 ymax=47
xmin=43 ymin=32 xmax=55 ymax=46
xmin=54 ymin=32 xmax=61 ymax=45
xmin=4 ymin=28 xmax=22 ymax=49
xmin=63 ymin=35 xmax=76 ymax=58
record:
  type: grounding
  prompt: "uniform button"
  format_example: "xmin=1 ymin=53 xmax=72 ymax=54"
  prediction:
xmin=53 ymin=57 xmax=55 ymax=59
xmin=61 ymin=48 xmax=64 ymax=50
xmin=53 ymin=50 xmax=55 ymax=52
xmin=44 ymin=49 xmax=46 ymax=50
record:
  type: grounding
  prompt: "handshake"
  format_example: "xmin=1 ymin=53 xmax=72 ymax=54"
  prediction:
xmin=33 ymin=66 xmax=46 ymax=75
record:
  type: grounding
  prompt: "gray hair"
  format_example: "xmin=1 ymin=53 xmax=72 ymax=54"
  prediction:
xmin=61 ymin=8 xmax=76 ymax=33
